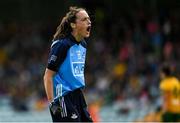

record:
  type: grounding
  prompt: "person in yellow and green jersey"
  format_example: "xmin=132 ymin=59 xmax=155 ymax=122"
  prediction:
xmin=159 ymin=64 xmax=180 ymax=122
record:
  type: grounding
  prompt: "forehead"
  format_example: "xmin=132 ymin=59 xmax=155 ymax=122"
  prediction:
xmin=76 ymin=10 xmax=89 ymax=19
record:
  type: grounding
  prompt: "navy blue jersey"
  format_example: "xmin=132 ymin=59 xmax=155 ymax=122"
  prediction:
xmin=47 ymin=34 xmax=87 ymax=98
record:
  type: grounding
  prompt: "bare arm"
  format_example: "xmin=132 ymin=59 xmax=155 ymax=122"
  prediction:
xmin=161 ymin=91 xmax=171 ymax=112
xmin=43 ymin=68 xmax=56 ymax=102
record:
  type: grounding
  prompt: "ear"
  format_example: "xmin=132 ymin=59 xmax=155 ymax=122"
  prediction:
xmin=70 ymin=23 xmax=76 ymax=28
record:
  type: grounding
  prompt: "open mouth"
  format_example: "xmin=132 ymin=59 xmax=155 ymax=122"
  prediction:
xmin=87 ymin=26 xmax=91 ymax=32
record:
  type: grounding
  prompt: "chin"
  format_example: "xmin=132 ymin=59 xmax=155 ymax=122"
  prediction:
xmin=85 ymin=33 xmax=90 ymax=38
xmin=85 ymin=35 xmax=90 ymax=38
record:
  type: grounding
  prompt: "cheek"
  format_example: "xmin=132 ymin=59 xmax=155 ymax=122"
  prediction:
xmin=77 ymin=23 xmax=85 ymax=29
xmin=77 ymin=25 xmax=86 ymax=32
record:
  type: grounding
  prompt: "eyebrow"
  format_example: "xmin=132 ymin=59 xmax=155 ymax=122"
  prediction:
xmin=79 ymin=16 xmax=90 ymax=21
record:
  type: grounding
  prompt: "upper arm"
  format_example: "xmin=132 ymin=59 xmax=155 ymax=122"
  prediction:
xmin=44 ymin=68 xmax=56 ymax=79
xmin=47 ymin=41 xmax=68 ymax=71
xmin=161 ymin=90 xmax=171 ymax=99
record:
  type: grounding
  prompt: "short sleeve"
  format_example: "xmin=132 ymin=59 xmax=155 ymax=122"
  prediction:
xmin=47 ymin=40 xmax=69 ymax=72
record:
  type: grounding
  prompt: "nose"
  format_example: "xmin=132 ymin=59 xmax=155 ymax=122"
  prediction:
xmin=88 ymin=19 xmax=91 ymax=25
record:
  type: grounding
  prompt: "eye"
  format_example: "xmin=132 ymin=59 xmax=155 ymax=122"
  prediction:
xmin=81 ymin=17 xmax=90 ymax=22
xmin=82 ymin=18 xmax=86 ymax=21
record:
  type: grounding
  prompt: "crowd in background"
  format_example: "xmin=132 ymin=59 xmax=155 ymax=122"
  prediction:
xmin=0 ymin=1 xmax=180 ymax=119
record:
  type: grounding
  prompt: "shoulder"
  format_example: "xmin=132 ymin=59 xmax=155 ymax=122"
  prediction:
xmin=51 ymin=38 xmax=69 ymax=49
xmin=171 ymin=77 xmax=180 ymax=89
xmin=171 ymin=77 xmax=179 ymax=83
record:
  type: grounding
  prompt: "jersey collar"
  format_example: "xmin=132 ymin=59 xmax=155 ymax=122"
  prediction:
xmin=69 ymin=34 xmax=83 ymax=45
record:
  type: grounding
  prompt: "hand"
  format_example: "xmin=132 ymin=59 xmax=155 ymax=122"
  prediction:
xmin=49 ymin=99 xmax=62 ymax=115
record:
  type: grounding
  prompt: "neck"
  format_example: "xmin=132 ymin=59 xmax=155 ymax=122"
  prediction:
xmin=71 ymin=32 xmax=83 ymax=42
